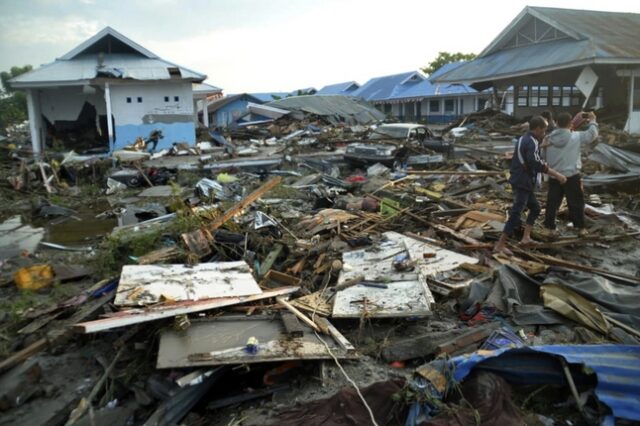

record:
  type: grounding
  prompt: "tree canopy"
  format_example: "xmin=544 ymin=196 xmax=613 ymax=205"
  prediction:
xmin=0 ymin=65 xmax=33 ymax=132
xmin=421 ymin=52 xmax=476 ymax=75
xmin=1 ymin=65 xmax=32 ymax=93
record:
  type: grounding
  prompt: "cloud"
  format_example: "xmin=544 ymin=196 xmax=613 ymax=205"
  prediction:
xmin=0 ymin=15 xmax=101 ymax=47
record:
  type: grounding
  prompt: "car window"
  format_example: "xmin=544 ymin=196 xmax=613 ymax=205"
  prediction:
xmin=371 ymin=126 xmax=409 ymax=139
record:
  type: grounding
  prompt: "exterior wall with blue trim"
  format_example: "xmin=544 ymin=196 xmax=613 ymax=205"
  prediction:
xmin=114 ymin=122 xmax=195 ymax=150
xmin=110 ymin=82 xmax=196 ymax=151
xmin=214 ymin=98 xmax=251 ymax=127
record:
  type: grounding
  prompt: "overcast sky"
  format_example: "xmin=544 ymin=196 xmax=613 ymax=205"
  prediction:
xmin=1 ymin=0 xmax=638 ymax=93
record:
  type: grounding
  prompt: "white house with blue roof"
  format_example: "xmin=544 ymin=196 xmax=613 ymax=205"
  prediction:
xmin=10 ymin=27 xmax=215 ymax=156
xmin=350 ymin=63 xmax=509 ymax=123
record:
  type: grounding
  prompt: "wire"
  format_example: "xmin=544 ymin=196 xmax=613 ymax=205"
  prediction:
xmin=309 ymin=266 xmax=380 ymax=426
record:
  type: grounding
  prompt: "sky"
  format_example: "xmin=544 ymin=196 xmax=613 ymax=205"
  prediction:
xmin=1 ymin=0 xmax=638 ymax=93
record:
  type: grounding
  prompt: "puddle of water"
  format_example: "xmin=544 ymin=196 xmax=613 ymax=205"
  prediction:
xmin=32 ymin=201 xmax=118 ymax=246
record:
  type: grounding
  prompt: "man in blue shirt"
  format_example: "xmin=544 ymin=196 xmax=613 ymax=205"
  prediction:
xmin=494 ymin=116 xmax=567 ymax=255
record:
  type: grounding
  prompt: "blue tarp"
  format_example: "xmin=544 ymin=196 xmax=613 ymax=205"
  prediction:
xmin=448 ymin=345 xmax=640 ymax=422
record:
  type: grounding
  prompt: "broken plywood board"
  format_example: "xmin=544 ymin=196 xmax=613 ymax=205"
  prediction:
xmin=114 ymin=261 xmax=260 ymax=306
xmin=157 ymin=315 xmax=356 ymax=368
xmin=75 ymin=286 xmax=299 ymax=333
xmin=333 ymin=234 xmax=435 ymax=318
xmin=0 ymin=216 xmax=44 ymax=259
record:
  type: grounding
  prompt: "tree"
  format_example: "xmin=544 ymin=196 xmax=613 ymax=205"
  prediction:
xmin=0 ymin=65 xmax=32 ymax=132
xmin=421 ymin=52 xmax=476 ymax=75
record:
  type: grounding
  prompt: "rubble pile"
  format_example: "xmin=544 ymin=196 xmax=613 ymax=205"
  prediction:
xmin=0 ymin=108 xmax=639 ymax=426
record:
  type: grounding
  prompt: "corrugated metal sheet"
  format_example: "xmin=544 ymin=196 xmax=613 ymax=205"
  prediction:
xmin=266 ymin=95 xmax=385 ymax=124
xmin=449 ymin=345 xmax=640 ymax=422
xmin=435 ymin=7 xmax=640 ymax=84
xmin=317 ymin=81 xmax=360 ymax=95
xmin=11 ymin=53 xmax=205 ymax=86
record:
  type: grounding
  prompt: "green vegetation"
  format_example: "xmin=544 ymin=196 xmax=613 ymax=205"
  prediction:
xmin=421 ymin=52 xmax=476 ymax=75
xmin=0 ymin=65 xmax=33 ymax=132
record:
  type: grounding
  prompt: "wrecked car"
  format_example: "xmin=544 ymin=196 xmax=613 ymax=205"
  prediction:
xmin=344 ymin=123 xmax=452 ymax=166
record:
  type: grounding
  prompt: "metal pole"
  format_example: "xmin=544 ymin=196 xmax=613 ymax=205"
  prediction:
xmin=104 ymin=82 xmax=114 ymax=153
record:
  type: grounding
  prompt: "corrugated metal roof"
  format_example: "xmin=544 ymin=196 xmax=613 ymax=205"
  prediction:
xmin=317 ymin=81 xmax=360 ymax=95
xmin=435 ymin=7 xmax=640 ymax=84
xmin=204 ymin=93 xmax=262 ymax=113
xmin=11 ymin=53 xmax=206 ymax=87
xmin=193 ymin=82 xmax=223 ymax=95
xmin=350 ymin=65 xmax=478 ymax=103
xmin=350 ymin=71 xmax=421 ymax=102
xmin=449 ymin=345 xmax=640 ymax=422
xmin=59 ymin=26 xmax=158 ymax=60
xmin=266 ymin=95 xmax=385 ymax=124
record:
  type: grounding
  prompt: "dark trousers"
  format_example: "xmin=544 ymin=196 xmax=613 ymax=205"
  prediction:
xmin=504 ymin=187 xmax=541 ymax=236
xmin=544 ymin=174 xmax=585 ymax=230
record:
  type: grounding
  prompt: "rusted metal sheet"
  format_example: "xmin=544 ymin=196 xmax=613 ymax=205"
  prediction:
xmin=156 ymin=315 xmax=356 ymax=368
xmin=114 ymin=261 xmax=261 ymax=307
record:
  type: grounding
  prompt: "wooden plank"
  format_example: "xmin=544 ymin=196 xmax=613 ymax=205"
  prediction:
xmin=259 ymin=244 xmax=284 ymax=278
xmin=314 ymin=317 xmax=356 ymax=354
xmin=75 ymin=286 xmax=299 ymax=334
xmin=0 ymin=291 xmax=115 ymax=373
xmin=185 ymin=176 xmax=282 ymax=243
xmin=281 ymin=313 xmax=304 ymax=338
xmin=181 ymin=229 xmax=212 ymax=257
xmin=114 ymin=261 xmax=261 ymax=306
xmin=276 ymin=297 xmax=321 ymax=333
xmin=429 ymin=222 xmax=482 ymax=245
xmin=264 ymin=270 xmax=302 ymax=287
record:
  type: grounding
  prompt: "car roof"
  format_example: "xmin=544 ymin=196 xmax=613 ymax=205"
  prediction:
xmin=378 ymin=123 xmax=428 ymax=129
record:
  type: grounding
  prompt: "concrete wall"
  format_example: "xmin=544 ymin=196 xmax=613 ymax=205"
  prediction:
xmin=39 ymin=86 xmax=106 ymax=123
xmin=110 ymin=81 xmax=195 ymax=150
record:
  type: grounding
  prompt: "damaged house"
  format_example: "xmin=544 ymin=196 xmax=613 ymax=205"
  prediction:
xmin=10 ymin=26 xmax=212 ymax=156
xmin=433 ymin=6 xmax=640 ymax=132
xmin=350 ymin=65 xmax=509 ymax=123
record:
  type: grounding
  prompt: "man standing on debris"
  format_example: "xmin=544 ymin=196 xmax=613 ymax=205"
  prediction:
xmin=542 ymin=111 xmax=598 ymax=236
xmin=494 ymin=116 xmax=567 ymax=255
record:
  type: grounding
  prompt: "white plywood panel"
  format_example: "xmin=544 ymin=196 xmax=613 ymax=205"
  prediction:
xmin=114 ymin=261 xmax=261 ymax=306
xmin=332 ymin=280 xmax=433 ymax=318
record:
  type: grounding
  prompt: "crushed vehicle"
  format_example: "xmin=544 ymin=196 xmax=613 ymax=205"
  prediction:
xmin=344 ymin=123 xmax=452 ymax=166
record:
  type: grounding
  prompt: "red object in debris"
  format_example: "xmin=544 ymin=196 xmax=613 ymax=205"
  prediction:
xmin=345 ymin=175 xmax=367 ymax=184
xmin=389 ymin=361 xmax=405 ymax=369
xmin=263 ymin=361 xmax=302 ymax=385
xmin=570 ymin=112 xmax=588 ymax=130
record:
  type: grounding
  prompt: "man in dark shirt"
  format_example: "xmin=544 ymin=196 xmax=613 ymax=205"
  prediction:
xmin=494 ymin=116 xmax=567 ymax=255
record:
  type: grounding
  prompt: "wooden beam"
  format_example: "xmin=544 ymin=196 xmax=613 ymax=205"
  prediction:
xmin=75 ymin=286 xmax=299 ymax=334
xmin=276 ymin=296 xmax=321 ymax=333
xmin=205 ymin=176 xmax=282 ymax=234
xmin=313 ymin=317 xmax=356 ymax=354
xmin=281 ymin=313 xmax=304 ymax=338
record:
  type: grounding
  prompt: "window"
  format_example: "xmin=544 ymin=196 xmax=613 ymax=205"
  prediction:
xmin=429 ymin=100 xmax=440 ymax=112
xmin=137 ymin=97 xmax=143 ymax=103
xmin=164 ymin=96 xmax=169 ymax=102
xmin=634 ymin=77 xmax=640 ymax=111
xmin=477 ymin=98 xmax=487 ymax=111
xmin=444 ymin=99 xmax=454 ymax=112
xmin=539 ymin=86 xmax=549 ymax=106
xmin=517 ymin=86 xmax=529 ymax=107
xmin=551 ymin=86 xmax=561 ymax=106
xmin=126 ymin=97 xmax=132 ymax=103
xmin=562 ymin=86 xmax=572 ymax=106
xmin=529 ymin=86 xmax=539 ymax=107
xmin=383 ymin=104 xmax=392 ymax=114
xmin=570 ymin=87 xmax=581 ymax=106
xmin=174 ymin=96 xmax=179 ymax=102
